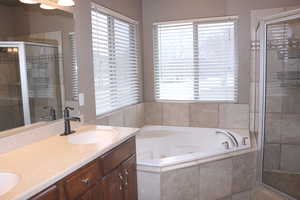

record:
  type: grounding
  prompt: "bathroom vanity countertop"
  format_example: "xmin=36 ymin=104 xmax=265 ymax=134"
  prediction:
xmin=0 ymin=125 xmax=139 ymax=200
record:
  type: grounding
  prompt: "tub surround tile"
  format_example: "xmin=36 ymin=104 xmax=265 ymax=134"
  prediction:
xmin=189 ymin=103 xmax=219 ymax=128
xmin=94 ymin=116 xmax=109 ymax=126
xmin=199 ymin=159 xmax=233 ymax=200
xmin=219 ymin=104 xmax=249 ymax=129
xmin=138 ymin=171 xmax=161 ymax=200
xmin=108 ymin=110 xmax=124 ymax=126
xmin=136 ymin=103 xmax=145 ymax=128
xmin=162 ymin=103 xmax=189 ymax=127
xmin=144 ymin=102 xmax=163 ymax=125
xmin=232 ymin=152 xmax=257 ymax=194
xmin=124 ymin=105 xmax=138 ymax=128
xmin=161 ymin=166 xmax=199 ymax=200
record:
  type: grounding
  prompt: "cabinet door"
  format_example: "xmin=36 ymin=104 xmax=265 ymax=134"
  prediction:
xmin=122 ymin=155 xmax=137 ymax=200
xmin=102 ymin=168 xmax=123 ymax=200
xmin=79 ymin=181 xmax=103 ymax=200
xmin=30 ymin=185 xmax=60 ymax=200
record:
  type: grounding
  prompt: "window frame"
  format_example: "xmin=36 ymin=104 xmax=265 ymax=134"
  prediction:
xmin=153 ymin=16 xmax=239 ymax=103
xmin=91 ymin=3 xmax=141 ymax=116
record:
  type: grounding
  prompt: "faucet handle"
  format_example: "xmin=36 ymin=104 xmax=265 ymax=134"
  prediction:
xmin=242 ymin=137 xmax=249 ymax=145
xmin=222 ymin=141 xmax=230 ymax=150
xmin=65 ymin=106 xmax=74 ymax=111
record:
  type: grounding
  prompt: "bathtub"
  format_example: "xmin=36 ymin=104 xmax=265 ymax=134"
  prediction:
xmin=136 ymin=126 xmax=256 ymax=200
xmin=136 ymin=125 xmax=252 ymax=171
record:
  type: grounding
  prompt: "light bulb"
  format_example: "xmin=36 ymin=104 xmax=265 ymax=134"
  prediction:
xmin=19 ymin=0 xmax=38 ymax=4
xmin=57 ymin=0 xmax=74 ymax=6
xmin=40 ymin=4 xmax=56 ymax=10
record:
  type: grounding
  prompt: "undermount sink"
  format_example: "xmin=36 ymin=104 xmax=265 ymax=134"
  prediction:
xmin=68 ymin=130 xmax=117 ymax=145
xmin=0 ymin=172 xmax=19 ymax=196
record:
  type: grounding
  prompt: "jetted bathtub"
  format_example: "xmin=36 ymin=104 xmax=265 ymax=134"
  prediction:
xmin=136 ymin=126 xmax=255 ymax=200
xmin=136 ymin=125 xmax=252 ymax=170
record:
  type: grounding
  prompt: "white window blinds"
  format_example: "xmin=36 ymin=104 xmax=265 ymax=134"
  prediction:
xmin=69 ymin=32 xmax=79 ymax=101
xmin=154 ymin=17 xmax=238 ymax=102
xmin=92 ymin=5 xmax=140 ymax=115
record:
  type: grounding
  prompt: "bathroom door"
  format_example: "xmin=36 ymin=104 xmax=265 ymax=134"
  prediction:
xmin=260 ymin=8 xmax=300 ymax=200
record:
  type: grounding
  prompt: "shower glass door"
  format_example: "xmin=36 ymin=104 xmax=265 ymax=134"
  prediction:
xmin=261 ymin=10 xmax=300 ymax=200
xmin=0 ymin=47 xmax=24 ymax=131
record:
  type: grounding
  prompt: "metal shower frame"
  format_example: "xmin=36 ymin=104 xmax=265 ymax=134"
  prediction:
xmin=258 ymin=8 xmax=300 ymax=200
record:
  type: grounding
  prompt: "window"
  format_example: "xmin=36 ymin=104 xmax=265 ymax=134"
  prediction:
xmin=69 ymin=32 xmax=79 ymax=101
xmin=154 ymin=17 xmax=238 ymax=102
xmin=91 ymin=4 xmax=140 ymax=115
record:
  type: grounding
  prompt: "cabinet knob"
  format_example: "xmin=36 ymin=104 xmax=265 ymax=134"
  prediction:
xmin=81 ymin=178 xmax=90 ymax=184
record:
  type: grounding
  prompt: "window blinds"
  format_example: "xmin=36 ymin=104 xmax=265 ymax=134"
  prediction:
xmin=154 ymin=18 xmax=238 ymax=102
xmin=91 ymin=6 xmax=140 ymax=115
xmin=69 ymin=33 xmax=79 ymax=101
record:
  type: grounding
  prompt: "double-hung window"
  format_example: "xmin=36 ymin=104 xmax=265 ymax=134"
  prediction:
xmin=153 ymin=17 xmax=238 ymax=102
xmin=91 ymin=4 xmax=140 ymax=115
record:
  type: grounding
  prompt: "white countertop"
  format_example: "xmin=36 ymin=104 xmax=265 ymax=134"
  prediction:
xmin=0 ymin=125 xmax=139 ymax=200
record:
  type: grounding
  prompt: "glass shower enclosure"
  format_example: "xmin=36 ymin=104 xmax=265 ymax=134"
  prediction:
xmin=0 ymin=42 xmax=63 ymax=131
xmin=259 ymin=9 xmax=300 ymax=200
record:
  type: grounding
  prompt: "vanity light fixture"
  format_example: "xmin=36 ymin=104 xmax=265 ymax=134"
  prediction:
xmin=40 ymin=4 xmax=56 ymax=10
xmin=19 ymin=0 xmax=38 ymax=4
xmin=57 ymin=0 xmax=74 ymax=6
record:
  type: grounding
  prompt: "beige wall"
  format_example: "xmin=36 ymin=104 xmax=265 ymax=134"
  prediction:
xmin=0 ymin=5 xmax=15 ymax=40
xmin=74 ymin=0 xmax=143 ymax=122
xmin=142 ymin=0 xmax=300 ymax=103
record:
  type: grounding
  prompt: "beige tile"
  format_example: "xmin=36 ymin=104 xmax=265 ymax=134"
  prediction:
xmin=124 ymin=105 xmax=138 ymax=128
xmin=199 ymin=159 xmax=233 ymax=200
xmin=232 ymin=191 xmax=251 ymax=200
xmin=219 ymin=104 xmax=249 ymax=129
xmin=144 ymin=102 xmax=162 ymax=125
xmin=263 ymin=144 xmax=280 ymax=171
xmin=162 ymin=103 xmax=189 ymax=126
xmin=162 ymin=166 xmax=199 ymax=200
xmin=266 ymin=96 xmax=282 ymax=113
xmin=265 ymin=114 xmax=281 ymax=143
xmin=281 ymin=114 xmax=300 ymax=144
xmin=282 ymin=87 xmax=300 ymax=114
xmin=138 ymin=171 xmax=161 ymax=200
xmin=232 ymin=152 xmax=257 ymax=193
xmin=280 ymin=144 xmax=300 ymax=172
xmin=108 ymin=110 xmax=124 ymax=126
xmin=136 ymin=103 xmax=145 ymax=128
xmin=93 ymin=116 xmax=109 ymax=125
xmin=189 ymin=103 xmax=218 ymax=128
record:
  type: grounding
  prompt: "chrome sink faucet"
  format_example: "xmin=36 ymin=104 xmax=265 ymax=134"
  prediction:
xmin=216 ymin=130 xmax=239 ymax=148
xmin=61 ymin=107 xmax=81 ymax=136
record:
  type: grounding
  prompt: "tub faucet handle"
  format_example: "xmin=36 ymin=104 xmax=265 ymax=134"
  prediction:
xmin=242 ymin=137 xmax=249 ymax=145
xmin=222 ymin=141 xmax=230 ymax=150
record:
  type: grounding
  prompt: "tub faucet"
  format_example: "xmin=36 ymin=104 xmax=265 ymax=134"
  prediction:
xmin=216 ymin=130 xmax=239 ymax=148
xmin=61 ymin=107 xmax=81 ymax=136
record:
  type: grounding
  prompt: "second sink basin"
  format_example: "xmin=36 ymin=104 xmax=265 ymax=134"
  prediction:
xmin=0 ymin=172 xmax=19 ymax=196
xmin=68 ymin=130 xmax=117 ymax=145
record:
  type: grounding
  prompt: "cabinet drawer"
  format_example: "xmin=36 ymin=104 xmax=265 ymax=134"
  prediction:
xmin=64 ymin=161 xmax=101 ymax=200
xmin=101 ymin=137 xmax=135 ymax=175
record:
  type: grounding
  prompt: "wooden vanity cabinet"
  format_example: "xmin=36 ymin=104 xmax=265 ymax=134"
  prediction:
xmin=29 ymin=137 xmax=137 ymax=200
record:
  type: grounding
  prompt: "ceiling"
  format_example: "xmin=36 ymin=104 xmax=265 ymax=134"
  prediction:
xmin=0 ymin=0 xmax=23 ymax=7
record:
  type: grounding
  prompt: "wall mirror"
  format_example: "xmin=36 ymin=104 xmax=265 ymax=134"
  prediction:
xmin=0 ymin=0 xmax=77 ymax=134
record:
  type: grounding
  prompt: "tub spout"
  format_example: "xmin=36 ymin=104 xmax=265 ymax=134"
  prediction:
xmin=216 ymin=130 xmax=239 ymax=148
